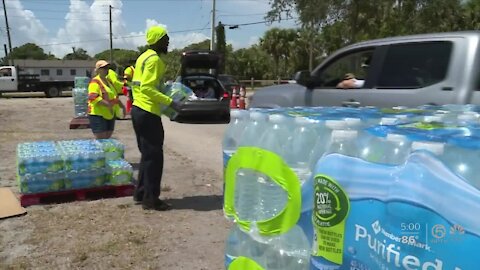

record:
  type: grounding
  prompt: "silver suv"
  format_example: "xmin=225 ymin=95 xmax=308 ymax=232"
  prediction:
xmin=249 ymin=31 xmax=480 ymax=108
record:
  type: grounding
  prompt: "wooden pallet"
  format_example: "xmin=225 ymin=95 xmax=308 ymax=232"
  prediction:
xmin=20 ymin=184 xmax=134 ymax=207
xmin=69 ymin=116 xmax=90 ymax=129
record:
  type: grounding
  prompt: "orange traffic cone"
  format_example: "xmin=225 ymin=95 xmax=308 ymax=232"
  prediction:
xmin=238 ymin=86 xmax=246 ymax=109
xmin=126 ymin=96 xmax=132 ymax=114
xmin=122 ymin=85 xmax=132 ymax=115
xmin=230 ymin=86 xmax=238 ymax=109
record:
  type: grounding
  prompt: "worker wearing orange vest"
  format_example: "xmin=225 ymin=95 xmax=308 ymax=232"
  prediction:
xmin=87 ymin=60 xmax=122 ymax=139
xmin=130 ymin=25 xmax=183 ymax=211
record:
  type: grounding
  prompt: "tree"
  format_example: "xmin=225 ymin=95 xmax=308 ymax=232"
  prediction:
xmin=228 ymin=45 xmax=273 ymax=80
xmin=63 ymin=47 xmax=91 ymax=60
xmin=9 ymin=43 xmax=54 ymax=60
xmin=183 ymin=39 xmax=210 ymax=51
xmin=216 ymin=22 xmax=226 ymax=74
xmin=94 ymin=49 xmax=140 ymax=74
xmin=260 ymin=28 xmax=297 ymax=78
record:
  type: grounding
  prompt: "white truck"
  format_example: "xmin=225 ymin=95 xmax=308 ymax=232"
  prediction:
xmin=0 ymin=66 xmax=74 ymax=97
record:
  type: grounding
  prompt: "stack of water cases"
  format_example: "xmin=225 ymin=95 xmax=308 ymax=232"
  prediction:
xmin=17 ymin=141 xmax=66 ymax=193
xmin=16 ymin=139 xmax=132 ymax=194
xmin=222 ymin=105 xmax=480 ymax=270
xmin=97 ymin=139 xmax=133 ymax=186
xmin=73 ymin=77 xmax=90 ymax=117
xmin=160 ymin=82 xmax=196 ymax=120
xmin=58 ymin=140 xmax=106 ymax=189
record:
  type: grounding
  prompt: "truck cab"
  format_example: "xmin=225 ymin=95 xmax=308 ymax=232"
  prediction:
xmin=0 ymin=65 xmax=74 ymax=97
xmin=249 ymin=31 xmax=480 ymax=108
xmin=0 ymin=66 xmax=18 ymax=92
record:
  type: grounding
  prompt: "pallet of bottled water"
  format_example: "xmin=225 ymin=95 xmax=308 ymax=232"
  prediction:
xmin=17 ymin=139 xmax=132 ymax=194
xmin=222 ymin=105 xmax=480 ymax=270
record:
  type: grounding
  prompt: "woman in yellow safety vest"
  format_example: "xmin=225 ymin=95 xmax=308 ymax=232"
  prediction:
xmin=87 ymin=60 xmax=123 ymax=139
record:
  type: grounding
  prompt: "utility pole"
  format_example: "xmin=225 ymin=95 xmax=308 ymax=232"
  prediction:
xmin=109 ymin=5 xmax=113 ymax=63
xmin=210 ymin=0 xmax=216 ymax=51
xmin=2 ymin=0 xmax=13 ymax=65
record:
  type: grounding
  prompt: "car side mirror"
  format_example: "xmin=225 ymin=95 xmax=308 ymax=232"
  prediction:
xmin=294 ymin=70 xmax=315 ymax=89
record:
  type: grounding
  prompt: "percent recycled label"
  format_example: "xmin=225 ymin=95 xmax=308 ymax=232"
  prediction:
xmin=312 ymin=174 xmax=350 ymax=265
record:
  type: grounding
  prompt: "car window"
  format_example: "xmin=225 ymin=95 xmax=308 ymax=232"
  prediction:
xmin=0 ymin=67 xmax=12 ymax=77
xmin=317 ymin=50 xmax=374 ymax=88
xmin=376 ymin=41 xmax=452 ymax=89
xmin=219 ymin=75 xmax=238 ymax=85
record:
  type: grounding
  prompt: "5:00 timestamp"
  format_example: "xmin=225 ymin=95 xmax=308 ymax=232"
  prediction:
xmin=401 ymin=223 xmax=422 ymax=231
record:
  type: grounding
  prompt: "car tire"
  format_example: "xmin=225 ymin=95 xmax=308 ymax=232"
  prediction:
xmin=220 ymin=112 xmax=230 ymax=123
xmin=45 ymin=87 xmax=61 ymax=98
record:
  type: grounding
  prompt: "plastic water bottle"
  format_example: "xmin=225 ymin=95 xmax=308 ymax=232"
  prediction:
xmin=379 ymin=117 xmax=399 ymax=126
xmin=225 ymin=225 xmax=310 ymax=270
xmin=440 ymin=137 xmax=480 ymax=190
xmin=309 ymin=119 xmax=348 ymax=169
xmin=160 ymin=82 xmax=195 ymax=119
xmin=259 ymin=113 xmax=292 ymax=158
xmin=286 ymin=116 xmax=319 ymax=184
xmin=225 ymin=225 xmax=248 ymax=267
xmin=251 ymin=114 xmax=291 ymax=220
xmin=324 ymin=130 xmax=360 ymax=157
xmin=222 ymin=109 xmax=250 ymax=166
xmin=238 ymin=111 xmax=269 ymax=148
xmin=411 ymin=141 xmax=445 ymax=156
xmin=233 ymin=111 xmax=269 ymax=221
xmin=360 ymin=133 xmax=412 ymax=165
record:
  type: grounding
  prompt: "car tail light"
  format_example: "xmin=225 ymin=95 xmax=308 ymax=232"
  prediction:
xmin=223 ymin=92 xmax=230 ymax=98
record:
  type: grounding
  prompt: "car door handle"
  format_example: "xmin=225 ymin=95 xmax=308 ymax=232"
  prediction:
xmin=11 ymin=78 xmax=14 ymax=81
xmin=342 ymin=101 xmax=360 ymax=107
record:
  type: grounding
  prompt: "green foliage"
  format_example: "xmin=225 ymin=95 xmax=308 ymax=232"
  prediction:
xmin=227 ymin=45 xmax=273 ymax=80
xmin=183 ymin=39 xmax=211 ymax=51
xmin=94 ymin=49 xmax=140 ymax=73
xmin=9 ymin=43 xmax=54 ymax=60
xmin=63 ymin=47 xmax=91 ymax=60
xmin=216 ymin=22 xmax=227 ymax=74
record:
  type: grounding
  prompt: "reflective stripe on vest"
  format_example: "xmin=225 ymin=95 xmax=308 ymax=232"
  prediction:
xmin=90 ymin=78 xmax=110 ymax=102
xmin=224 ymin=146 xmax=301 ymax=236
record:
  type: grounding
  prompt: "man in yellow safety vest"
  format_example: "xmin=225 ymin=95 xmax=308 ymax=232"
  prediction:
xmin=130 ymin=25 xmax=183 ymax=211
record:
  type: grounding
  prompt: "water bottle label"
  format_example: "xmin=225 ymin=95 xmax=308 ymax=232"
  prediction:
xmin=312 ymin=174 xmax=350 ymax=266
xmin=311 ymin=153 xmax=480 ymax=269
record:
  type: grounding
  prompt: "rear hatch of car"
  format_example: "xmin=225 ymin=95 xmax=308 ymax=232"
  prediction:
xmin=181 ymin=50 xmax=221 ymax=78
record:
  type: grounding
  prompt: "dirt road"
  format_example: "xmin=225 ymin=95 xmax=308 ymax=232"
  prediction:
xmin=0 ymin=96 xmax=230 ymax=269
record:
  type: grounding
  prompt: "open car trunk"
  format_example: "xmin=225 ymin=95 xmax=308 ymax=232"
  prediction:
xmin=181 ymin=77 xmax=224 ymax=100
xmin=181 ymin=50 xmax=221 ymax=78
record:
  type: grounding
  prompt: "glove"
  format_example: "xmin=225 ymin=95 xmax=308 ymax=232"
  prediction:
xmin=169 ymin=100 xmax=183 ymax=112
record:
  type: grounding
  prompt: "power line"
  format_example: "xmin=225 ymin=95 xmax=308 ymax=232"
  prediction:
xmin=36 ymin=27 xmax=213 ymax=47
xmin=217 ymin=12 xmax=267 ymax=17
xmin=0 ymin=7 xmax=103 ymax=14
xmin=0 ymin=14 xmax=108 ymax=21
xmin=222 ymin=17 xmax=297 ymax=28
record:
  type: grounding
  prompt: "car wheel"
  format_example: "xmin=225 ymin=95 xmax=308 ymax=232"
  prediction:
xmin=45 ymin=87 xmax=61 ymax=98
xmin=220 ymin=112 xmax=230 ymax=123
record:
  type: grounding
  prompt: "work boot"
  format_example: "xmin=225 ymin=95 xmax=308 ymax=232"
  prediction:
xmin=142 ymin=199 xmax=172 ymax=211
xmin=133 ymin=189 xmax=144 ymax=204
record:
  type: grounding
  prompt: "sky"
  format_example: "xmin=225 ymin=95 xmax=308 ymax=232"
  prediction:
xmin=0 ymin=0 xmax=298 ymax=58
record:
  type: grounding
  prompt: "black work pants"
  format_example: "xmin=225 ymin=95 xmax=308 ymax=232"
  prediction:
xmin=131 ymin=106 xmax=164 ymax=203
